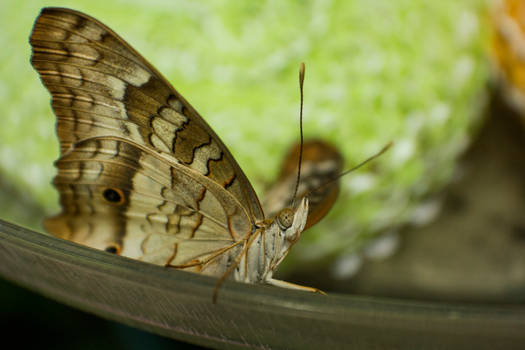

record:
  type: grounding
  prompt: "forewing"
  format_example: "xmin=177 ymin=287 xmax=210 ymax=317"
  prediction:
xmin=44 ymin=136 xmax=252 ymax=272
xmin=30 ymin=7 xmax=264 ymax=223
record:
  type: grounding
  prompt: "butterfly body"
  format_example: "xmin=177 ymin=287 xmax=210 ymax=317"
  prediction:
xmin=30 ymin=7 xmax=324 ymax=294
xmin=234 ymin=198 xmax=308 ymax=285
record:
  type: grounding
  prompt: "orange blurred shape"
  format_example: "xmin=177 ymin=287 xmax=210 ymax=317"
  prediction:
xmin=492 ymin=0 xmax=525 ymax=116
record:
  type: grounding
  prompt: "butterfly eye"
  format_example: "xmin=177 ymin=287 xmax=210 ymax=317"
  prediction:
xmin=102 ymin=188 xmax=125 ymax=205
xmin=277 ymin=208 xmax=295 ymax=229
xmin=104 ymin=243 xmax=121 ymax=254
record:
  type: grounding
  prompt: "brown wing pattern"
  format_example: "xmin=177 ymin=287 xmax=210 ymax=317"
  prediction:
xmin=30 ymin=7 xmax=264 ymax=224
xmin=44 ymin=136 xmax=251 ymax=270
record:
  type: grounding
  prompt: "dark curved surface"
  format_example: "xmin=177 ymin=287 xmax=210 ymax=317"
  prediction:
xmin=1 ymin=219 xmax=524 ymax=349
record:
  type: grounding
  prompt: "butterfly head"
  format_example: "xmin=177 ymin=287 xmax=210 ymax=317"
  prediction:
xmin=274 ymin=197 xmax=309 ymax=245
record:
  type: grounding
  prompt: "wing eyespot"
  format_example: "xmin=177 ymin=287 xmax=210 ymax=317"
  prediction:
xmin=105 ymin=243 xmax=121 ymax=254
xmin=102 ymin=188 xmax=126 ymax=205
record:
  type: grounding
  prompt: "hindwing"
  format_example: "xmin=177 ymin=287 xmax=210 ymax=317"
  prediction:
xmin=44 ymin=136 xmax=250 ymax=271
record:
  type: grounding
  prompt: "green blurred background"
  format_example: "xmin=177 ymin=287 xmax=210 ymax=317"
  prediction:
xmin=1 ymin=0 xmax=494 ymax=348
xmin=0 ymin=0 xmax=489 ymax=267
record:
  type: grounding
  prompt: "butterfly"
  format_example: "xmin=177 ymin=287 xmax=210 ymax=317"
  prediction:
xmin=29 ymin=7 xmax=343 ymax=300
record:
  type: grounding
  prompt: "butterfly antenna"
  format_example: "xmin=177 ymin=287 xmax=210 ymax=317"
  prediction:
xmin=291 ymin=62 xmax=306 ymax=208
xmin=305 ymin=141 xmax=393 ymax=198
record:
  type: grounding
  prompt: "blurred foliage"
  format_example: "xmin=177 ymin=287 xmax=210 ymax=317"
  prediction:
xmin=0 ymin=0 xmax=489 ymax=269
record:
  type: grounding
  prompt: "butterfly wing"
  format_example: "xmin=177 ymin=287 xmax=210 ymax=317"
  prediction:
xmin=262 ymin=140 xmax=343 ymax=230
xmin=44 ymin=136 xmax=249 ymax=274
xmin=30 ymin=7 xmax=264 ymax=228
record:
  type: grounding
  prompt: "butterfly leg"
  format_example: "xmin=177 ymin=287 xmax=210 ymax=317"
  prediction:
xmin=212 ymin=238 xmax=251 ymax=304
xmin=167 ymin=239 xmax=245 ymax=269
xmin=265 ymin=278 xmax=326 ymax=295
